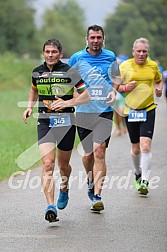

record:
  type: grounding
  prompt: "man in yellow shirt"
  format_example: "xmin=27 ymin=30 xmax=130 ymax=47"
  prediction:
xmin=119 ymin=37 xmax=163 ymax=195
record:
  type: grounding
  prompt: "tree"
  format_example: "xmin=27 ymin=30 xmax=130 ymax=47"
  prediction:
xmin=38 ymin=0 xmax=86 ymax=58
xmin=104 ymin=0 xmax=167 ymax=65
xmin=0 ymin=0 xmax=39 ymax=57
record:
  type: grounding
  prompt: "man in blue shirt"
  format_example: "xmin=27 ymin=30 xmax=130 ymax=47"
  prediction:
xmin=69 ymin=25 xmax=120 ymax=211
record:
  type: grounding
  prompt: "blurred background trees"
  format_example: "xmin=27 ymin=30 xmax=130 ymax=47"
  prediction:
xmin=0 ymin=0 xmax=38 ymax=57
xmin=104 ymin=0 xmax=167 ymax=65
xmin=38 ymin=0 xmax=86 ymax=57
xmin=0 ymin=0 xmax=167 ymax=65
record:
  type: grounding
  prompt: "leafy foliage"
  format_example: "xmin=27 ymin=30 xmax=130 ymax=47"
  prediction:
xmin=0 ymin=0 xmax=39 ymax=57
xmin=0 ymin=0 xmax=86 ymax=58
xmin=38 ymin=0 xmax=86 ymax=57
xmin=104 ymin=0 xmax=167 ymax=66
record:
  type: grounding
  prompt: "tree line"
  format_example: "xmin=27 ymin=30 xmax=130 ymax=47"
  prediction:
xmin=0 ymin=0 xmax=167 ymax=66
xmin=105 ymin=0 xmax=167 ymax=66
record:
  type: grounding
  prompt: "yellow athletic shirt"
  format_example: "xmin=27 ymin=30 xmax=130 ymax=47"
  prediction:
xmin=119 ymin=58 xmax=162 ymax=114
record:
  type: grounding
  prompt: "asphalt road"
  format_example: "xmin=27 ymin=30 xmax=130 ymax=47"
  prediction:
xmin=0 ymin=96 xmax=167 ymax=252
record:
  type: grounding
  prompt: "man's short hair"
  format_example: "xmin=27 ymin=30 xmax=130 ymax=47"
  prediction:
xmin=86 ymin=25 xmax=104 ymax=38
xmin=43 ymin=39 xmax=63 ymax=52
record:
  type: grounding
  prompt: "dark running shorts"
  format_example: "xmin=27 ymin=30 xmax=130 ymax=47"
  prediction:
xmin=125 ymin=109 xmax=155 ymax=144
xmin=37 ymin=113 xmax=76 ymax=151
xmin=76 ymin=111 xmax=113 ymax=153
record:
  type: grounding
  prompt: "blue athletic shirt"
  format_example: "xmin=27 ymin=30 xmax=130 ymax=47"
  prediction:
xmin=68 ymin=48 xmax=118 ymax=113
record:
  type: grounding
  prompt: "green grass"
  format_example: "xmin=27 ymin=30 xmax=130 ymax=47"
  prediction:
xmin=0 ymin=54 xmax=40 ymax=181
xmin=0 ymin=88 xmax=39 ymax=181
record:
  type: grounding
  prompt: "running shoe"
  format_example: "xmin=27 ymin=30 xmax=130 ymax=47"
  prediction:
xmin=45 ymin=204 xmax=59 ymax=222
xmin=91 ymin=194 xmax=104 ymax=212
xmin=57 ymin=189 xmax=69 ymax=210
xmin=138 ymin=180 xmax=149 ymax=195
xmin=87 ymin=179 xmax=94 ymax=201
xmin=134 ymin=173 xmax=141 ymax=191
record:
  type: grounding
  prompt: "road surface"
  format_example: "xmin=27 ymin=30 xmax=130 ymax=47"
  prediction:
xmin=0 ymin=96 xmax=166 ymax=252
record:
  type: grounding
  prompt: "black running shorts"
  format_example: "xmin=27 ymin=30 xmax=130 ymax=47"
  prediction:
xmin=37 ymin=113 xmax=76 ymax=151
xmin=125 ymin=109 xmax=156 ymax=144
